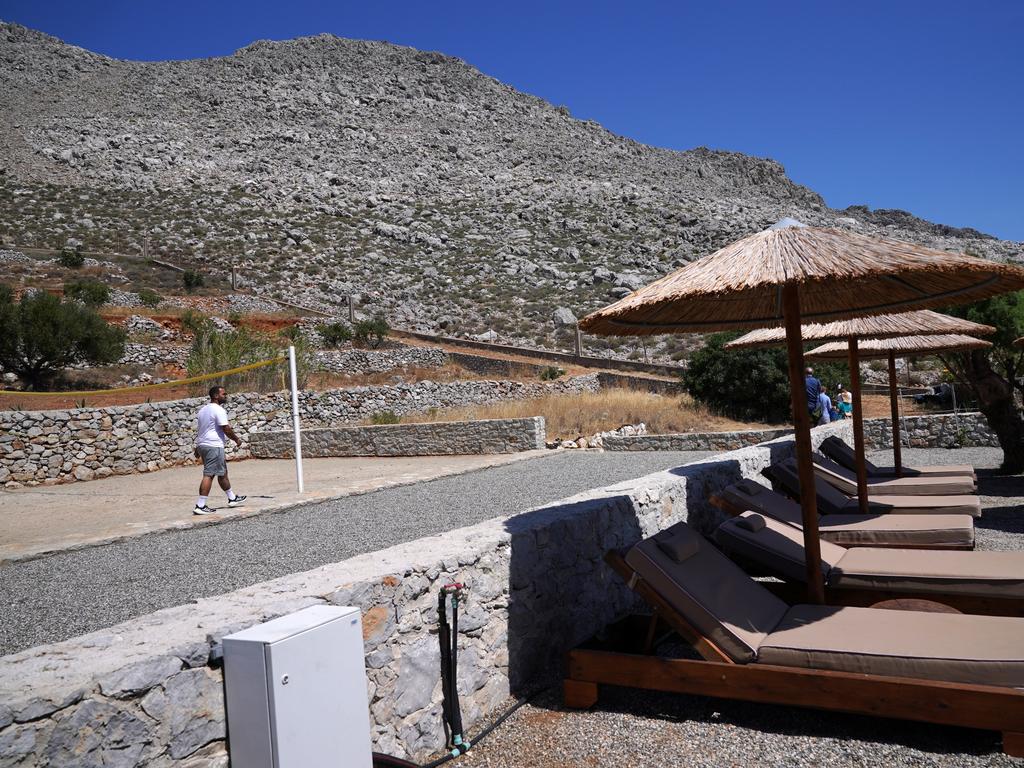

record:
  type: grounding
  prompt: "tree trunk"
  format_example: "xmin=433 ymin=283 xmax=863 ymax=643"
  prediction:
xmin=957 ymin=350 xmax=1024 ymax=472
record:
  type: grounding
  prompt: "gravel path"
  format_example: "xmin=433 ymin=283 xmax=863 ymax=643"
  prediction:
xmin=0 ymin=450 xmax=709 ymax=656
xmin=448 ymin=447 xmax=1024 ymax=768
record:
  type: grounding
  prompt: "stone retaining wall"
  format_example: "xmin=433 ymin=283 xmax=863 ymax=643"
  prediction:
xmin=864 ymin=411 xmax=998 ymax=449
xmin=251 ymin=417 xmax=546 ymax=458
xmin=314 ymin=346 xmax=448 ymax=374
xmin=0 ymin=421 xmax=850 ymax=766
xmin=605 ymin=426 xmax=792 ymax=452
xmin=0 ymin=375 xmax=599 ymax=487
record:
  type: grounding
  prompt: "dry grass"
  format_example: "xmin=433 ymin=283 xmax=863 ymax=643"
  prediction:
xmin=391 ymin=388 xmax=772 ymax=439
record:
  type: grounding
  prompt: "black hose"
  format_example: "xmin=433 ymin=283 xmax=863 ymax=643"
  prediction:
xmin=437 ymin=592 xmax=453 ymax=746
xmin=449 ymin=595 xmax=464 ymax=741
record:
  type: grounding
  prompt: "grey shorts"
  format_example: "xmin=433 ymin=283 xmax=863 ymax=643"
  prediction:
xmin=198 ymin=445 xmax=227 ymax=477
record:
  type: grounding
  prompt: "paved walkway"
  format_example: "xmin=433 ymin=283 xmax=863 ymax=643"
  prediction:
xmin=0 ymin=451 xmax=710 ymax=655
xmin=0 ymin=452 xmax=551 ymax=563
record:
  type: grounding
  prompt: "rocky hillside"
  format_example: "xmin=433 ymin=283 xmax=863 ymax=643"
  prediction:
xmin=0 ymin=22 xmax=1019 ymax=358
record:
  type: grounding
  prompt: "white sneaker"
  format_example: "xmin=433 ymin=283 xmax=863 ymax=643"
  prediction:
xmin=227 ymin=495 xmax=247 ymax=508
xmin=193 ymin=505 xmax=215 ymax=515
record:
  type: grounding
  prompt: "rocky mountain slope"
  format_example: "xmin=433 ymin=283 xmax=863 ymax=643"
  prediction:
xmin=0 ymin=21 xmax=1019 ymax=357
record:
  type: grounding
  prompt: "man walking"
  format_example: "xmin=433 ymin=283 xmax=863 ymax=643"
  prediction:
xmin=193 ymin=385 xmax=246 ymax=515
xmin=804 ymin=367 xmax=822 ymax=421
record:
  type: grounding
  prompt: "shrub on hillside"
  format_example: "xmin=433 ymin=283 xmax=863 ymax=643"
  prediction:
xmin=353 ymin=314 xmax=389 ymax=349
xmin=321 ymin=321 xmax=353 ymax=348
xmin=683 ymin=332 xmax=791 ymax=424
xmin=186 ymin=325 xmax=310 ymax=393
xmin=0 ymin=286 xmax=125 ymax=390
xmin=371 ymin=410 xmax=400 ymax=425
xmin=137 ymin=288 xmax=162 ymax=308
xmin=539 ymin=366 xmax=565 ymax=381
xmin=63 ymin=279 xmax=110 ymax=306
xmin=59 ymin=246 xmax=85 ymax=268
xmin=182 ymin=269 xmax=205 ymax=292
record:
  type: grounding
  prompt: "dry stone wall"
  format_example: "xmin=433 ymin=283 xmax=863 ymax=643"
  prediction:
xmin=0 ymin=420 xmax=850 ymax=766
xmin=314 ymin=346 xmax=447 ymax=374
xmin=0 ymin=375 xmax=599 ymax=487
xmin=605 ymin=426 xmax=793 ymax=452
xmin=250 ymin=417 xmax=546 ymax=458
xmin=863 ymin=412 xmax=997 ymax=449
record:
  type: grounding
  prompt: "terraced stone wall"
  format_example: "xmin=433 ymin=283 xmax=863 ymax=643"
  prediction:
xmin=863 ymin=411 xmax=998 ymax=449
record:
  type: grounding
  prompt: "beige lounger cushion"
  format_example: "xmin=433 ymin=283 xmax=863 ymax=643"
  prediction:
xmin=768 ymin=460 xmax=981 ymax=517
xmin=820 ymin=436 xmax=975 ymax=479
xmin=813 ymin=454 xmax=977 ymax=496
xmin=625 ymin=522 xmax=788 ymax=663
xmin=717 ymin=513 xmax=1024 ymax=598
xmin=832 ymin=549 xmax=1024 ymax=598
xmin=720 ymin=481 xmax=975 ymax=547
xmin=714 ymin=513 xmax=847 ymax=582
xmin=759 ymin=605 xmax=1024 ymax=686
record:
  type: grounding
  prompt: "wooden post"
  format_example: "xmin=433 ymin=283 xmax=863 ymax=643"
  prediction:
xmin=348 ymin=295 xmax=355 ymax=323
xmin=888 ymin=351 xmax=903 ymax=477
xmin=143 ymin=234 xmax=150 ymax=261
xmin=847 ymin=336 xmax=870 ymax=515
xmin=230 ymin=257 xmax=237 ymax=291
xmin=574 ymin=325 xmax=583 ymax=358
xmin=782 ymin=283 xmax=825 ymax=604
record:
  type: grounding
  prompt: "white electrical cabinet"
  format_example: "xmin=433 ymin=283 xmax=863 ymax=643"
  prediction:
xmin=223 ymin=605 xmax=373 ymax=768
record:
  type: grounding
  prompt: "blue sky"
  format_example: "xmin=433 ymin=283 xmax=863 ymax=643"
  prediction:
xmin=2 ymin=1 xmax=1022 ymax=241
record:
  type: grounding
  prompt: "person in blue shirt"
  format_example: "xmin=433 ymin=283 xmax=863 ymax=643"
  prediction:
xmin=805 ymin=367 xmax=822 ymax=420
xmin=817 ymin=385 xmax=833 ymax=425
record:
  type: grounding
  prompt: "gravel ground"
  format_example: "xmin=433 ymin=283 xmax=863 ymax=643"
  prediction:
xmin=444 ymin=447 xmax=1024 ymax=768
xmin=0 ymin=450 xmax=710 ymax=655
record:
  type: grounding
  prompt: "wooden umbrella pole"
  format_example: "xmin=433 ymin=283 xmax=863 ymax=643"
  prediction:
xmin=888 ymin=350 xmax=903 ymax=476
xmin=782 ymin=283 xmax=825 ymax=604
xmin=847 ymin=336 xmax=869 ymax=514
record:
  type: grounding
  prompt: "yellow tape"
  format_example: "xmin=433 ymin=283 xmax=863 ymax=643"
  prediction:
xmin=7 ymin=356 xmax=287 ymax=397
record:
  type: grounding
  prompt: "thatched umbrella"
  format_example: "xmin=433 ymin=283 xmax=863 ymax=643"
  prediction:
xmin=1014 ymin=337 xmax=1024 ymax=349
xmin=724 ymin=311 xmax=995 ymax=511
xmin=580 ymin=220 xmax=1024 ymax=603
xmin=805 ymin=334 xmax=993 ymax=475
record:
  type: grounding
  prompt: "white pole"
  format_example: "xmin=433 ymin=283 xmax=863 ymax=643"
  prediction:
xmin=288 ymin=346 xmax=304 ymax=493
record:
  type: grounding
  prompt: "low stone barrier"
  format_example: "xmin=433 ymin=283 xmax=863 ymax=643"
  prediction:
xmin=314 ymin=346 xmax=448 ymax=374
xmin=251 ymin=417 xmax=546 ymax=458
xmin=605 ymin=426 xmax=792 ymax=452
xmin=0 ymin=375 xmax=599 ymax=487
xmin=0 ymin=420 xmax=850 ymax=766
xmin=864 ymin=411 xmax=997 ymax=449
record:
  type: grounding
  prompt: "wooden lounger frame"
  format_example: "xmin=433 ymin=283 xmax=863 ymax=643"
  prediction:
xmin=708 ymin=494 xmax=1022 ymax=616
xmin=563 ymin=550 xmax=1024 ymax=756
xmin=709 ymin=492 xmax=975 ymax=551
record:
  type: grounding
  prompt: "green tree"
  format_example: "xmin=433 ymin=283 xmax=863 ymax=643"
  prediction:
xmin=683 ymin=332 xmax=792 ymax=423
xmin=63 ymin=279 xmax=110 ymax=306
xmin=182 ymin=269 xmax=205 ymax=292
xmin=137 ymin=288 xmax=162 ymax=308
xmin=320 ymin=321 xmax=353 ymax=348
xmin=353 ymin=314 xmax=390 ymax=349
xmin=943 ymin=292 xmax=1024 ymax=472
xmin=59 ymin=245 xmax=85 ymax=268
xmin=0 ymin=287 xmax=126 ymax=390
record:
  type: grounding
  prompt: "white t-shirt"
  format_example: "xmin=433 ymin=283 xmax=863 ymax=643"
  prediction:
xmin=196 ymin=403 xmax=229 ymax=448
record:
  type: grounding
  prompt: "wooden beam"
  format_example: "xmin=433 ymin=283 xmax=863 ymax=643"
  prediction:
xmin=888 ymin=351 xmax=903 ymax=477
xmin=566 ymin=649 xmax=1024 ymax=737
xmin=847 ymin=336 xmax=870 ymax=515
xmin=781 ymin=283 xmax=825 ymax=604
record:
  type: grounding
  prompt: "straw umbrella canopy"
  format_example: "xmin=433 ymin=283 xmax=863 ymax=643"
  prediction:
xmin=580 ymin=220 xmax=1024 ymax=604
xmin=1014 ymin=337 xmax=1024 ymax=349
xmin=806 ymin=335 xmax=993 ymax=476
xmin=724 ymin=311 xmax=995 ymax=512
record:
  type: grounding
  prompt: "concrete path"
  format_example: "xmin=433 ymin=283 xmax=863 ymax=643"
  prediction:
xmin=0 ymin=452 xmax=551 ymax=563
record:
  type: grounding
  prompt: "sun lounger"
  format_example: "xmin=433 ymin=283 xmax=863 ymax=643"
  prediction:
xmin=813 ymin=452 xmax=977 ymax=496
xmin=820 ymin=435 xmax=976 ymax=480
xmin=714 ymin=511 xmax=1024 ymax=615
xmin=563 ymin=522 xmax=1024 ymax=755
xmin=764 ymin=458 xmax=982 ymax=517
xmin=713 ymin=478 xmax=975 ymax=549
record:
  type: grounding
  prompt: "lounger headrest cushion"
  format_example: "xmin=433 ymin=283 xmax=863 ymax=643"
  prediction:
xmin=737 ymin=480 xmax=762 ymax=495
xmin=735 ymin=513 xmax=767 ymax=532
xmin=656 ymin=533 xmax=701 ymax=563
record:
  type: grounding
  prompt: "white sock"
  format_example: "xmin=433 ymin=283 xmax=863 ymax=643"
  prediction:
xmin=226 ymin=489 xmax=237 ymax=501
xmin=196 ymin=496 xmax=208 ymax=508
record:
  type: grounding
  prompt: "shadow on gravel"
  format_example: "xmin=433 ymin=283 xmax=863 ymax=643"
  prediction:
xmin=559 ymin=685 xmax=1002 ymax=757
xmin=975 ymin=504 xmax=1024 ymax=535
xmin=976 ymin=469 xmax=1024 ymax=498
